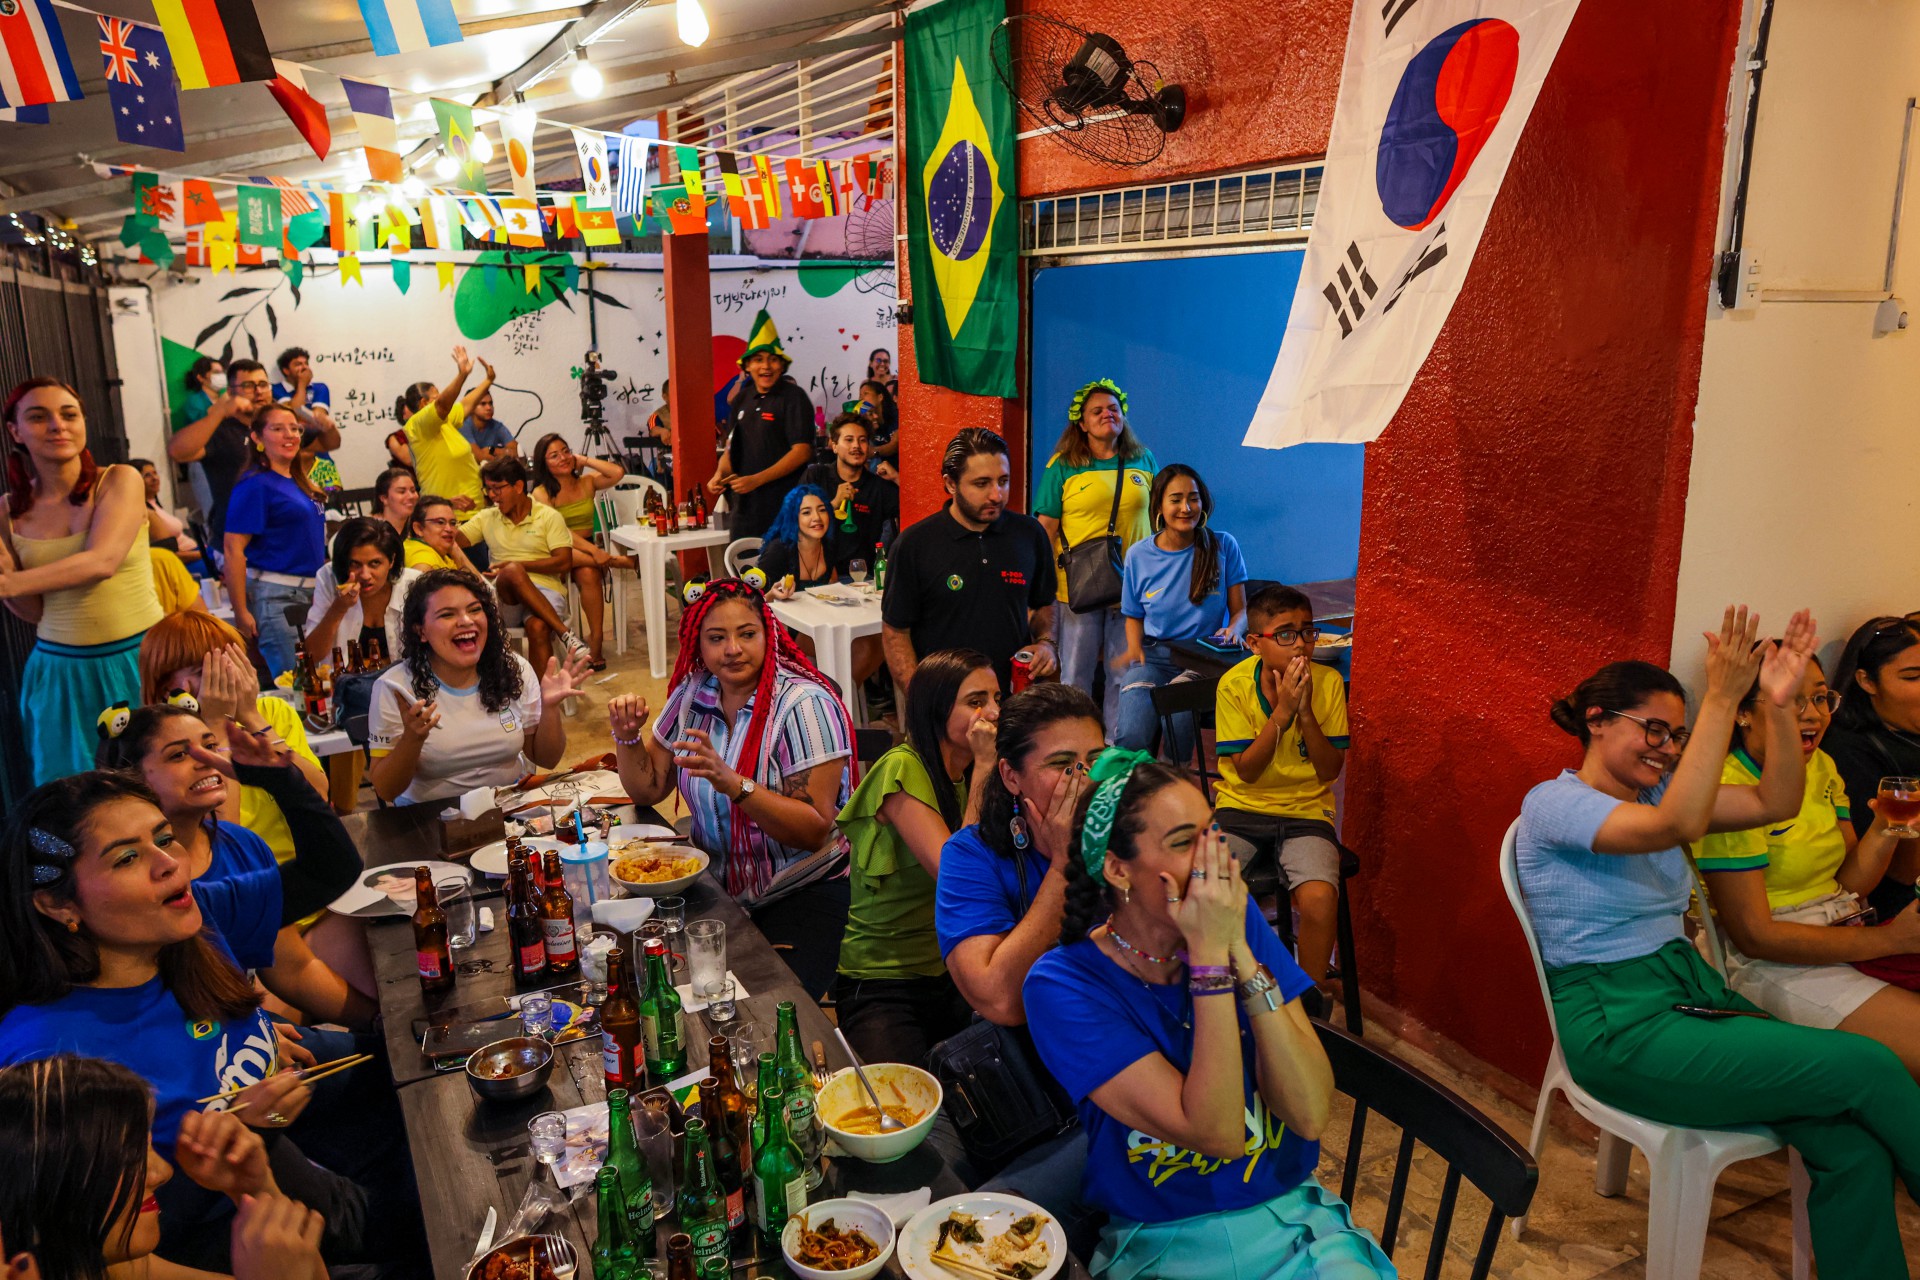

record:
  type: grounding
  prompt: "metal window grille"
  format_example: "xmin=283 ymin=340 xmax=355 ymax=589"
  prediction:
xmin=1020 ymin=161 xmax=1321 ymax=256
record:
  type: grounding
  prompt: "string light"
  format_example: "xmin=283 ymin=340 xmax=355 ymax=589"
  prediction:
xmin=570 ymin=49 xmax=604 ymax=99
xmin=472 ymin=130 xmax=494 ymax=163
xmin=400 ymin=176 xmax=425 ymax=199
xmin=435 ymin=153 xmax=460 ymax=180
xmin=677 ymin=0 xmax=710 ymax=48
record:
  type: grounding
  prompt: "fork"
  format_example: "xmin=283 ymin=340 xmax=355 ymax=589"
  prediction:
xmin=538 ymin=1234 xmax=579 ymax=1279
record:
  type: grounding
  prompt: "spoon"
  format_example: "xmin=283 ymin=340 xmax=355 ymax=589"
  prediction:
xmin=831 ymin=1027 xmax=906 ymax=1132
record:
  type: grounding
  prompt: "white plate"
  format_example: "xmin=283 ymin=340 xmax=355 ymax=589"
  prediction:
xmin=898 ymin=1192 xmax=1066 ymax=1280
xmin=502 ymin=770 xmax=625 ymax=810
xmin=327 ymin=861 xmax=472 ymax=919
xmin=469 ymin=836 xmax=565 ymax=878
xmin=607 ymin=822 xmax=677 ymax=843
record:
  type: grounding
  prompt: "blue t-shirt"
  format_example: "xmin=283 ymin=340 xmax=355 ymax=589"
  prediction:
xmin=1121 ymin=532 xmax=1250 ymax=642
xmin=461 ymin=416 xmax=514 ymax=450
xmin=1023 ymin=902 xmax=1316 ymax=1224
xmin=225 ymin=470 xmax=325 ymax=577
xmin=934 ymin=824 xmax=1051 ymax=960
xmin=0 ymin=932 xmax=280 ymax=1155
xmin=271 ymin=380 xmax=330 ymax=407
xmin=191 ymin=822 xmax=283 ymax=971
xmin=1515 ymin=770 xmax=1690 ymax=969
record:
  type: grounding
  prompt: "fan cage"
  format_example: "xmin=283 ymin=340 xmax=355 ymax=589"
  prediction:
xmin=1020 ymin=162 xmax=1323 ymax=256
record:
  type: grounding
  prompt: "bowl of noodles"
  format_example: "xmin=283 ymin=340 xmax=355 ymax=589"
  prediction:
xmin=781 ymin=1197 xmax=895 ymax=1280
xmin=608 ymin=838 xmax=709 ymax=897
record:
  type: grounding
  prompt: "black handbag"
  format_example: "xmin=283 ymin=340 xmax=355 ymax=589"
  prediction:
xmin=925 ymin=856 xmax=1080 ymax=1169
xmin=1056 ymin=463 xmax=1127 ymax=614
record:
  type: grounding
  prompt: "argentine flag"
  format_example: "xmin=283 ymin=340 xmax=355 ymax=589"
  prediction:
xmin=357 ymin=0 xmax=463 ymax=56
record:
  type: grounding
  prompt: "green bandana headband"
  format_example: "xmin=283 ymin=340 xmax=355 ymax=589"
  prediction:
xmin=1069 ymin=378 xmax=1128 ymax=426
xmin=1079 ymin=747 xmax=1156 ymax=878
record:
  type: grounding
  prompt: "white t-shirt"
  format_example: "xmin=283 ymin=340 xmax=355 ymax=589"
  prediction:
xmin=368 ymin=654 xmax=543 ymax=806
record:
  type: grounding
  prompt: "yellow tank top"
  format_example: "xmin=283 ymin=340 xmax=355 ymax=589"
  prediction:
xmin=555 ymin=495 xmax=596 ymax=534
xmin=15 ymin=525 xmax=164 ymax=645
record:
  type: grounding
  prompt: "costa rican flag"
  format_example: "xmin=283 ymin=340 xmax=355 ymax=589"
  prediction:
xmin=0 ymin=0 xmax=83 ymax=108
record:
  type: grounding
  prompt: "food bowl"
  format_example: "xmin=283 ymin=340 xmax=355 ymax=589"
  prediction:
xmin=781 ymin=1196 xmax=897 ymax=1280
xmin=817 ymin=1063 xmax=941 ymax=1163
xmin=608 ymin=843 xmax=710 ymax=897
xmin=464 ymin=1036 xmax=554 ymax=1103
xmin=463 ymin=1233 xmax=573 ymax=1280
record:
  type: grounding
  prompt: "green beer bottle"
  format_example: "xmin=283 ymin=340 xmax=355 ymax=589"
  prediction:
xmin=676 ymin=1117 xmax=730 ymax=1274
xmin=640 ymin=936 xmax=687 ymax=1079
xmin=591 ymin=1165 xmax=641 ymax=1280
xmin=751 ymin=1051 xmax=779 ymax=1153
xmin=773 ymin=1000 xmax=823 ymax=1188
xmin=752 ymin=1085 xmax=809 ymax=1247
xmin=605 ymin=1089 xmax=656 ymax=1251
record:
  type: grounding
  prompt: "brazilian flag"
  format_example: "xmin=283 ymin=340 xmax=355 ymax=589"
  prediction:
xmin=905 ymin=0 xmax=1018 ymax=398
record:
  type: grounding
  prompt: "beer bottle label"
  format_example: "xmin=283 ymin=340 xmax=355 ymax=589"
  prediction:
xmin=641 ymin=1013 xmax=659 ymax=1059
xmin=602 ymin=1031 xmax=626 ymax=1085
xmin=417 ymin=950 xmax=443 ymax=978
xmin=517 ymin=940 xmax=546 ymax=973
xmin=783 ymin=1174 xmax=808 ymax=1217
xmin=725 ymin=1187 xmax=744 ymax=1229
xmin=752 ymin=1173 xmax=779 ymax=1231
xmin=543 ymin=918 xmax=578 ymax=962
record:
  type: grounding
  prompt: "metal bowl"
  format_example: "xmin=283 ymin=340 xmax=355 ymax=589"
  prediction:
xmin=463 ymin=1233 xmax=575 ymax=1280
xmin=464 ymin=1036 xmax=554 ymax=1103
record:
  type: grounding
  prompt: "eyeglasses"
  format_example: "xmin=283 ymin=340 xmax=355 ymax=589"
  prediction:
xmin=233 ymin=379 xmax=270 ymax=391
xmin=1245 ymin=626 xmax=1318 ymax=648
xmin=1793 ymin=691 xmax=1843 ymax=715
xmin=1607 ymin=710 xmax=1691 ymax=750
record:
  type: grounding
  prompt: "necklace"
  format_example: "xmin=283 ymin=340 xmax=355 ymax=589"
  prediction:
xmin=1104 ymin=916 xmax=1185 ymax=966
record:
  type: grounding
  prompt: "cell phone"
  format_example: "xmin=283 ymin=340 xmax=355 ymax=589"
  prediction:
xmin=1672 ymin=1004 xmax=1771 ymax=1020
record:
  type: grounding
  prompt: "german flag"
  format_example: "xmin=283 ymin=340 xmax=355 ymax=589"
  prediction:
xmin=151 ymin=0 xmax=272 ymax=90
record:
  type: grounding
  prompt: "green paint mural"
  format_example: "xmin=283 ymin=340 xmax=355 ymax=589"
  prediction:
xmin=454 ymin=250 xmax=577 ymax=339
xmin=162 ymin=337 xmax=205 ymax=431
xmin=797 ymin=263 xmax=861 ymax=298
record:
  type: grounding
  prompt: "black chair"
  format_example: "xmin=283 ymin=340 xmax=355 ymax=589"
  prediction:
xmin=854 ymin=727 xmax=892 ymax=767
xmin=328 ymin=485 xmax=375 ymax=517
xmin=1149 ymin=673 xmax=1222 ymax=800
xmin=1317 ymin=1021 xmax=1538 ymax=1280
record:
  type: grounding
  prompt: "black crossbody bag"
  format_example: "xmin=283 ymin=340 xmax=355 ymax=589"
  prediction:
xmin=925 ymin=854 xmax=1081 ymax=1170
xmin=1056 ymin=462 xmax=1126 ymax=614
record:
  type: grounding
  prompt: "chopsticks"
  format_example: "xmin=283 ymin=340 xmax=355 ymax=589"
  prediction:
xmin=194 ymin=1052 xmax=374 ymax=1107
xmin=930 ymin=1249 xmax=1009 ymax=1280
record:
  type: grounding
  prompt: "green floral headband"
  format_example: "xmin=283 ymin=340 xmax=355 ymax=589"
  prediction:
xmin=1069 ymin=378 xmax=1128 ymax=426
xmin=1079 ymin=747 xmax=1156 ymax=878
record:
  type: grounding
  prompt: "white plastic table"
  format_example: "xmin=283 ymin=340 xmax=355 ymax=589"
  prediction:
xmin=608 ymin=524 xmax=733 ymax=677
xmin=767 ymin=583 xmax=884 ymax=724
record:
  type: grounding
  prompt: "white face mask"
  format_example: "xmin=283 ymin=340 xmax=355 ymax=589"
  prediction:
xmin=208 ymin=374 xmax=228 ymax=393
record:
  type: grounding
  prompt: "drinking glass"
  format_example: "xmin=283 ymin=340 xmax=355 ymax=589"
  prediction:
xmin=634 ymin=1096 xmax=676 ymax=1217
xmin=440 ymin=879 xmax=477 ymax=951
xmin=686 ymin=919 xmax=727 ymax=998
xmin=724 ymin=1020 xmax=766 ymax=1098
xmin=848 ymin=558 xmax=869 ymax=585
xmin=1881 ymin=777 xmax=1920 ymax=837
xmin=655 ymin=896 xmax=687 ymax=974
xmin=705 ymin=977 xmax=738 ymax=1024
xmin=528 ymin=1111 xmax=567 ymax=1181
xmin=520 ymin=992 xmax=554 ymax=1039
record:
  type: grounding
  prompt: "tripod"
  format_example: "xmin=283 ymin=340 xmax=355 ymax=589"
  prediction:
xmin=579 ymin=403 xmax=621 ymax=460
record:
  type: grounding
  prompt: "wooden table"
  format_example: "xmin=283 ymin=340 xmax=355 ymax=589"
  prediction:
xmin=368 ymin=861 xmax=1088 ymax=1279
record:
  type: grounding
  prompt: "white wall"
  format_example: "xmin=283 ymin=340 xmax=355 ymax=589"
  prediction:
xmin=107 ymin=285 xmax=171 ymax=495
xmin=1670 ymin=0 xmax=1920 ymax=687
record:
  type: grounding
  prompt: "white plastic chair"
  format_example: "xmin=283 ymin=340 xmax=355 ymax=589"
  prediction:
xmin=1500 ymin=820 xmax=1812 ymax=1280
xmin=606 ymin=477 xmax=667 ymax=530
xmin=724 ymin=537 xmax=763 ymax=578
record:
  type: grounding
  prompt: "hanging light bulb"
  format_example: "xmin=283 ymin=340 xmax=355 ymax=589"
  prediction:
xmin=472 ymin=130 xmax=494 ymax=163
xmin=355 ymin=194 xmax=380 ymax=221
xmin=570 ymin=49 xmax=604 ymax=98
xmin=435 ymin=152 xmax=460 ymax=181
xmin=677 ymin=0 xmax=709 ymax=47
xmin=400 ymin=175 xmax=426 ymax=199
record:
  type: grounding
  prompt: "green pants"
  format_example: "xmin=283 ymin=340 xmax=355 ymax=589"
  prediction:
xmin=1550 ymin=940 xmax=1920 ymax=1278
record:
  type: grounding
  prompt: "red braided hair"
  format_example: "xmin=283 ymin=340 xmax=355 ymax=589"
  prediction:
xmin=4 ymin=378 xmax=100 ymax=519
xmin=668 ymin=577 xmax=860 ymax=897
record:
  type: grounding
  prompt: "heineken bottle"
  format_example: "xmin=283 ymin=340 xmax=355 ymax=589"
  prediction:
xmin=752 ymin=1085 xmax=809 ymax=1246
xmin=773 ymin=1001 xmax=823 ymax=1188
xmin=676 ymin=1117 xmax=730 ymax=1274
xmin=591 ymin=1165 xmax=641 ymax=1280
xmin=640 ymin=936 xmax=687 ymax=1079
xmin=750 ymin=1051 xmax=779 ymax=1153
xmin=605 ymin=1089 xmax=656 ymax=1251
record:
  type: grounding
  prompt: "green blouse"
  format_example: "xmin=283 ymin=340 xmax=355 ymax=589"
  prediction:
xmin=835 ymin=743 xmax=959 ymax=980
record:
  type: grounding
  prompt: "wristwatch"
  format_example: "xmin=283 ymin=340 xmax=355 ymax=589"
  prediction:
xmin=1238 ymin=965 xmax=1281 ymax=1016
xmin=733 ymin=777 xmax=757 ymax=803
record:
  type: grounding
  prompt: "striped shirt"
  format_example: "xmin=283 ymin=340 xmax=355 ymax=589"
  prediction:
xmin=654 ymin=670 xmax=852 ymax=897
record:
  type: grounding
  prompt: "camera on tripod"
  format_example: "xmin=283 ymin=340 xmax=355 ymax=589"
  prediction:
xmin=576 ymin=349 xmax=618 ymax=426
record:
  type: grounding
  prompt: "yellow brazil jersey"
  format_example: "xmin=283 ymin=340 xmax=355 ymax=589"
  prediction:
xmin=149 ymin=545 xmax=201 ymax=615
xmin=404 ymin=401 xmax=481 ymax=505
xmin=1693 ymin=747 xmax=1851 ymax=910
xmin=244 ymin=695 xmax=323 ymax=863
xmin=1213 ymin=654 xmax=1349 ymax=821
xmin=404 ymin=538 xmax=459 ymax=572
xmin=1033 ymin=450 xmax=1158 ymax=598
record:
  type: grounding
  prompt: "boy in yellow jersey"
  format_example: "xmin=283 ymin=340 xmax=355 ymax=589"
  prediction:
xmin=1213 ymin=583 xmax=1349 ymax=986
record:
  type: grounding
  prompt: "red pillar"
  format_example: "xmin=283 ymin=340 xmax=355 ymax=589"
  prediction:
xmin=664 ymin=229 xmax=715 ymax=574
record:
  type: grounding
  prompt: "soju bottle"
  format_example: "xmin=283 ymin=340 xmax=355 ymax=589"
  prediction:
xmin=752 ymin=1085 xmax=808 ymax=1246
xmin=675 ymin=1118 xmax=729 ymax=1274
xmin=591 ymin=1165 xmax=641 ymax=1280
xmin=750 ymin=1051 xmax=779 ymax=1153
xmin=773 ymin=1001 xmax=823 ymax=1188
xmin=639 ymin=936 xmax=686 ymax=1080
xmin=605 ymin=1089 xmax=656 ymax=1252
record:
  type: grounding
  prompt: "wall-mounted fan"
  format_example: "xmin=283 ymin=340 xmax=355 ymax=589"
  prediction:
xmin=991 ymin=15 xmax=1187 ymax=167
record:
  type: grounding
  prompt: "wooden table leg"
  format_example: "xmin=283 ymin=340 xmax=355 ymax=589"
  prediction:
xmin=328 ymin=751 xmax=362 ymax=813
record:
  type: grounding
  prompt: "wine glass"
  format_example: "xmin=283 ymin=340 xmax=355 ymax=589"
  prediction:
xmin=848 ymin=558 xmax=869 ymax=585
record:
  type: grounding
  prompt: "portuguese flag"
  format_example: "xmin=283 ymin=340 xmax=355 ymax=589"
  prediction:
xmin=905 ymin=0 xmax=1017 ymax=398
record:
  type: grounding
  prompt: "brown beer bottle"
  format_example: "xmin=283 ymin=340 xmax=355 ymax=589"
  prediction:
xmin=506 ymin=852 xmax=547 ymax=988
xmin=412 ymin=866 xmax=454 ymax=995
xmin=665 ymin=1233 xmax=695 ymax=1280
xmin=707 ymin=1036 xmax=752 ymax=1178
xmin=329 ymin=646 xmax=346 ymax=681
xmin=362 ymin=633 xmax=387 ymax=670
xmin=540 ymin=849 xmax=581 ymax=978
xmin=302 ymin=649 xmax=331 ymax=723
xmin=345 ymin=638 xmax=363 ymax=673
xmin=699 ymin=1078 xmax=746 ymax=1232
xmin=600 ymin=945 xmax=644 ymax=1091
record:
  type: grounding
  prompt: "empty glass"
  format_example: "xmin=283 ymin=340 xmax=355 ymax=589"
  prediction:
xmin=724 ymin=1020 xmax=766 ymax=1098
xmin=705 ymin=977 xmax=738 ymax=1024
xmin=655 ymin=896 xmax=687 ymax=973
xmin=520 ymin=992 xmax=554 ymax=1039
xmin=440 ymin=879 xmax=477 ymax=951
xmin=634 ymin=1096 xmax=676 ymax=1216
xmin=687 ymin=918 xmax=727 ymax=998
xmin=528 ymin=1111 xmax=567 ymax=1181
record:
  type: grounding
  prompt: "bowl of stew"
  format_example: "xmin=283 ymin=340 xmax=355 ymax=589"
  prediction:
xmin=464 ymin=1036 xmax=554 ymax=1103
xmin=817 ymin=1063 xmax=941 ymax=1163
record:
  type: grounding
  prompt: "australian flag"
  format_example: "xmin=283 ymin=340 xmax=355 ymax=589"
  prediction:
xmin=99 ymin=17 xmax=184 ymax=152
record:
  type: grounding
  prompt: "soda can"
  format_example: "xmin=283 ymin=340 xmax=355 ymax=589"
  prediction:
xmin=1011 ymin=650 xmax=1033 ymax=693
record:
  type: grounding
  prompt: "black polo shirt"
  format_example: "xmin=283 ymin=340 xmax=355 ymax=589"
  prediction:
xmin=882 ymin=504 xmax=1056 ymax=688
xmin=727 ymin=378 xmax=815 ymax=541
xmin=204 ymin=416 xmax=254 ymax=544
xmin=803 ymin=461 xmax=900 ymax=564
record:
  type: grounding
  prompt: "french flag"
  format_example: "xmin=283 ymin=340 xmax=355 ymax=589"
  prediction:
xmin=0 ymin=0 xmax=82 ymax=108
xmin=357 ymin=0 xmax=463 ymax=56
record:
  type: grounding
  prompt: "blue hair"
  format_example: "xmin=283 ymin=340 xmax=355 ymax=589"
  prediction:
xmin=767 ymin=483 xmax=828 ymax=551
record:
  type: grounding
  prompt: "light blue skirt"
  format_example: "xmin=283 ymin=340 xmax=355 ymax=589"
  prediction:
xmin=1093 ymin=1179 xmax=1396 ymax=1280
xmin=22 ymin=633 xmax=146 ymax=785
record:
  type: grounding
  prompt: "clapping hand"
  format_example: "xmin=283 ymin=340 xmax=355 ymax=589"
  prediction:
xmin=1702 ymin=605 xmax=1765 ymax=704
xmin=177 ymin=1109 xmax=272 ymax=1200
xmin=1758 ymin=608 xmax=1819 ymax=708
xmin=394 ymin=692 xmax=442 ymax=742
xmin=672 ymin=729 xmax=742 ymax=797
xmin=230 ymin=1194 xmax=326 ymax=1280
xmin=608 ymin=694 xmax=651 ymax=745
xmin=539 ymin=650 xmax=592 ymax=706
xmin=1262 ymin=657 xmax=1311 ymax=724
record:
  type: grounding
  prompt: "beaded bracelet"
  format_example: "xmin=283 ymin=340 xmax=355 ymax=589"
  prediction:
xmin=612 ymin=731 xmax=645 ymax=747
